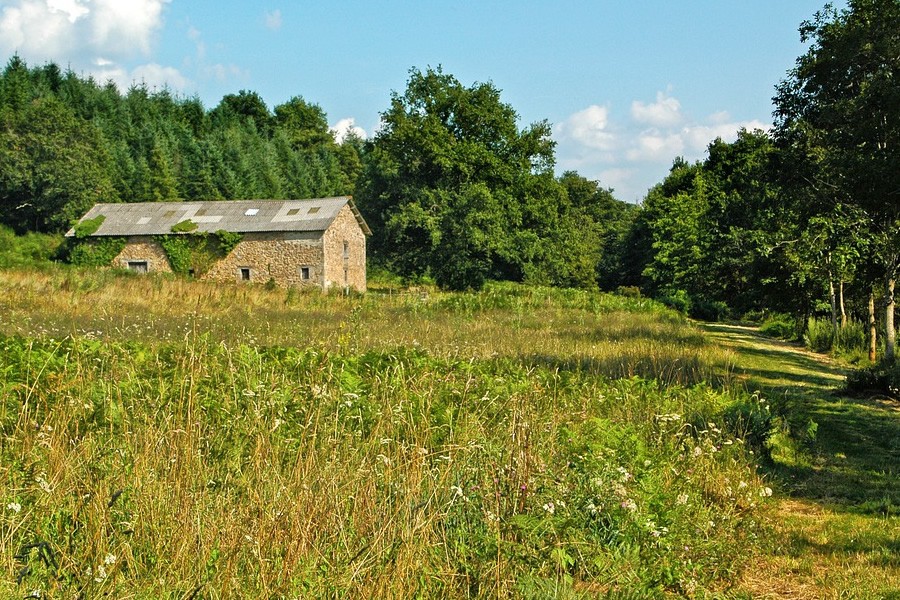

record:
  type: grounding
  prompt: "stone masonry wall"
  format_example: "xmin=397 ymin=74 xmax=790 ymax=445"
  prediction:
xmin=114 ymin=237 xmax=173 ymax=273
xmin=203 ymin=231 xmax=325 ymax=287
xmin=322 ymin=204 xmax=367 ymax=292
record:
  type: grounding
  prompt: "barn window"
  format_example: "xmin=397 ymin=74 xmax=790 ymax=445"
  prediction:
xmin=127 ymin=261 xmax=148 ymax=273
xmin=239 ymin=267 xmax=251 ymax=281
xmin=307 ymin=206 xmax=320 ymax=214
xmin=300 ymin=266 xmax=310 ymax=280
xmin=287 ymin=208 xmax=301 ymax=216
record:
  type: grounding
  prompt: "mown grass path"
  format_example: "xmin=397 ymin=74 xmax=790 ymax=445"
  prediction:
xmin=702 ymin=323 xmax=900 ymax=599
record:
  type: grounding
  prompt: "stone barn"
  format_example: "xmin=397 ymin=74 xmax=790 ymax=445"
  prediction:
xmin=67 ymin=197 xmax=371 ymax=292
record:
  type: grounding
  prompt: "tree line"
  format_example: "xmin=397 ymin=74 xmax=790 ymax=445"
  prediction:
xmin=0 ymin=0 xmax=897 ymax=361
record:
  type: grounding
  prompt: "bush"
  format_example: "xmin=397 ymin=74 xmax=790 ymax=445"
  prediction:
xmin=657 ymin=290 xmax=691 ymax=315
xmin=690 ymin=299 xmax=730 ymax=322
xmin=804 ymin=317 xmax=835 ymax=352
xmin=0 ymin=226 xmax=62 ymax=268
xmin=846 ymin=361 xmax=900 ymax=398
xmin=759 ymin=314 xmax=796 ymax=340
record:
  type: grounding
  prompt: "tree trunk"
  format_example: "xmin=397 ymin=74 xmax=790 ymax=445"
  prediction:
xmin=828 ymin=268 xmax=838 ymax=341
xmin=840 ymin=281 xmax=847 ymax=329
xmin=869 ymin=290 xmax=877 ymax=362
xmin=886 ymin=275 xmax=896 ymax=363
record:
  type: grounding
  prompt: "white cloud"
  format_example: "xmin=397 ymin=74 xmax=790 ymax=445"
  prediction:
xmin=554 ymin=104 xmax=617 ymax=152
xmin=626 ymin=131 xmax=685 ymax=162
xmin=631 ymin=91 xmax=683 ymax=128
xmin=0 ymin=0 xmax=192 ymax=93
xmin=130 ymin=63 xmax=190 ymax=91
xmin=264 ymin=9 xmax=282 ymax=31
xmin=554 ymin=93 xmax=773 ymax=202
xmin=331 ymin=117 xmax=367 ymax=143
xmin=0 ymin=0 xmax=170 ymax=61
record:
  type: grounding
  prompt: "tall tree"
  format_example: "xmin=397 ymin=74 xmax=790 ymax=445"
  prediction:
xmin=774 ymin=0 xmax=900 ymax=360
xmin=358 ymin=67 xmax=588 ymax=290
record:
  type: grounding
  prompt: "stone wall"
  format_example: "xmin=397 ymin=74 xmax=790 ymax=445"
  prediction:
xmin=322 ymin=204 xmax=367 ymax=292
xmin=108 ymin=207 xmax=367 ymax=291
xmin=203 ymin=231 xmax=325 ymax=288
xmin=114 ymin=238 xmax=173 ymax=273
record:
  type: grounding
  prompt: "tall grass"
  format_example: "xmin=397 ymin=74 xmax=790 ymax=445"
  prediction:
xmin=0 ymin=269 xmax=771 ymax=597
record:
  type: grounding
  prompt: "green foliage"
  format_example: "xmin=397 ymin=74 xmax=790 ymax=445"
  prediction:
xmin=170 ymin=219 xmax=198 ymax=233
xmin=156 ymin=230 xmax=241 ymax=275
xmin=804 ymin=317 xmax=867 ymax=354
xmin=66 ymin=237 xmax=126 ymax=267
xmin=358 ymin=67 xmax=609 ymax=291
xmin=657 ymin=290 xmax=692 ymax=315
xmin=0 ymin=56 xmax=358 ymax=225
xmin=213 ymin=229 xmax=242 ymax=255
xmin=0 ymin=225 xmax=62 ymax=268
xmin=846 ymin=361 xmax=900 ymax=399
xmin=759 ymin=314 xmax=796 ymax=340
xmin=72 ymin=214 xmax=105 ymax=238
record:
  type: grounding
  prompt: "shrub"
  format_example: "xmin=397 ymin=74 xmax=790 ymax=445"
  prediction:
xmin=759 ymin=314 xmax=795 ymax=340
xmin=690 ymin=299 xmax=730 ymax=322
xmin=657 ymin=290 xmax=691 ymax=315
xmin=804 ymin=317 xmax=835 ymax=352
xmin=846 ymin=361 xmax=900 ymax=398
xmin=66 ymin=237 xmax=127 ymax=267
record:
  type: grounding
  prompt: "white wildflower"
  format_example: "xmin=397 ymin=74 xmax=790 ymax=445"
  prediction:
xmin=676 ymin=493 xmax=689 ymax=505
xmin=542 ymin=502 xmax=555 ymax=514
xmin=6 ymin=502 xmax=22 ymax=513
xmin=760 ymin=486 xmax=773 ymax=497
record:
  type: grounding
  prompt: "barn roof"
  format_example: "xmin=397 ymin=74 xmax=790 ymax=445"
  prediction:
xmin=65 ymin=197 xmax=372 ymax=237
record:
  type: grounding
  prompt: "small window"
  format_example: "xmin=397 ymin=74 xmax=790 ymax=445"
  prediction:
xmin=343 ymin=241 xmax=349 ymax=259
xmin=164 ymin=210 xmax=177 ymax=218
xmin=287 ymin=208 xmax=301 ymax=216
xmin=127 ymin=261 xmax=148 ymax=273
xmin=245 ymin=208 xmax=259 ymax=216
xmin=239 ymin=268 xmax=251 ymax=281
xmin=307 ymin=206 xmax=320 ymax=215
xmin=300 ymin=266 xmax=310 ymax=280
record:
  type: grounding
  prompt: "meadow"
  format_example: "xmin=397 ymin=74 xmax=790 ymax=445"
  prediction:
xmin=2 ymin=266 xmax=777 ymax=598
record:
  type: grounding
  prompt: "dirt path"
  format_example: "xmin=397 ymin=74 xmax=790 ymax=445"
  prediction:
xmin=700 ymin=323 xmax=900 ymax=599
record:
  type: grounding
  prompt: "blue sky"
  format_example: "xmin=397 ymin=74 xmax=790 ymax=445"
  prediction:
xmin=0 ymin=0 xmax=845 ymax=201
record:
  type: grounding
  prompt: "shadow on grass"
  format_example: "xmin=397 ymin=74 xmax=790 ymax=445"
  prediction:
xmin=701 ymin=322 xmax=900 ymax=515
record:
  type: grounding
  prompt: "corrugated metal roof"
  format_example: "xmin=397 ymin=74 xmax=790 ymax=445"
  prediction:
xmin=65 ymin=197 xmax=372 ymax=237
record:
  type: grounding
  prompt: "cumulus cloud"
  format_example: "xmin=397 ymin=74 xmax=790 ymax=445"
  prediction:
xmin=331 ymin=117 xmax=368 ymax=143
xmin=264 ymin=9 xmax=282 ymax=31
xmin=0 ymin=0 xmax=198 ymax=93
xmin=631 ymin=91 xmax=683 ymax=128
xmin=0 ymin=0 xmax=169 ymax=61
xmin=554 ymin=104 xmax=617 ymax=152
xmin=554 ymin=91 xmax=772 ymax=202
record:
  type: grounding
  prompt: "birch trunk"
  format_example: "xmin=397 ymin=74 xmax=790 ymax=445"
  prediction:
xmin=886 ymin=275 xmax=896 ymax=363
xmin=869 ymin=290 xmax=877 ymax=362
xmin=840 ymin=281 xmax=847 ymax=329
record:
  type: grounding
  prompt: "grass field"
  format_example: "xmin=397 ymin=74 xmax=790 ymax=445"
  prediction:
xmin=0 ymin=265 xmax=896 ymax=598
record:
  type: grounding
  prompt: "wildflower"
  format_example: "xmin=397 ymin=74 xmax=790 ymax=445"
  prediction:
xmin=692 ymin=446 xmax=702 ymax=458
xmin=450 ymin=485 xmax=464 ymax=498
xmin=760 ymin=486 xmax=773 ymax=497
xmin=676 ymin=493 xmax=689 ymax=505
xmin=35 ymin=475 xmax=52 ymax=494
xmin=620 ymin=498 xmax=637 ymax=512
xmin=6 ymin=502 xmax=21 ymax=513
xmin=103 ymin=553 xmax=116 ymax=566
